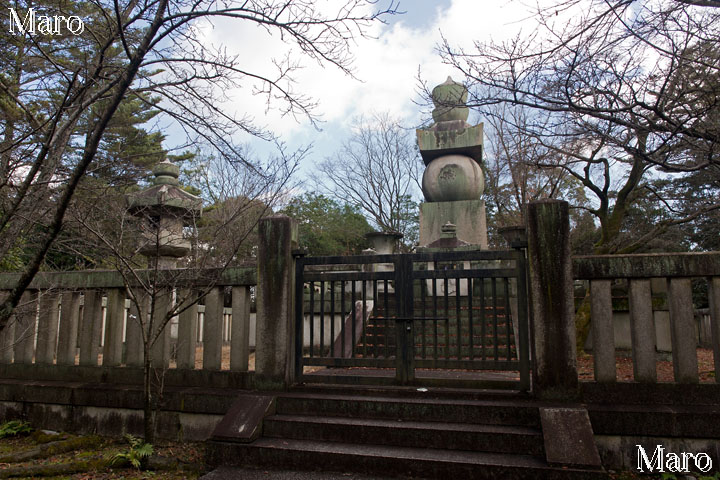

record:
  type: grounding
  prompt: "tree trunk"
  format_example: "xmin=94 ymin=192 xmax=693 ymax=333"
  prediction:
xmin=143 ymin=352 xmax=155 ymax=444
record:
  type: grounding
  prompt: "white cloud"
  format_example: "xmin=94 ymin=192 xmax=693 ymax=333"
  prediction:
xmin=183 ymin=1 xmax=554 ymax=158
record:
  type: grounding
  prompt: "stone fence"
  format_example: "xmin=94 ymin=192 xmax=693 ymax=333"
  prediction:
xmin=0 ymin=266 xmax=257 ymax=388
xmin=0 ymin=212 xmax=718 ymax=393
xmin=573 ymin=252 xmax=720 ymax=384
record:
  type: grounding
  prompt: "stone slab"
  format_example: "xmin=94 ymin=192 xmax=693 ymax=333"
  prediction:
xmin=419 ymin=199 xmax=487 ymax=248
xmin=211 ymin=394 xmax=275 ymax=443
xmin=416 ymin=123 xmax=484 ymax=165
xmin=201 ymin=466 xmax=399 ymax=480
xmin=540 ymin=407 xmax=601 ymax=468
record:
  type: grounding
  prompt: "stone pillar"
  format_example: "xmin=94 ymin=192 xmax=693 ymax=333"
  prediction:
xmin=255 ymin=215 xmax=298 ymax=390
xmin=526 ymin=200 xmax=578 ymax=398
xmin=417 ymin=77 xmax=487 ymax=248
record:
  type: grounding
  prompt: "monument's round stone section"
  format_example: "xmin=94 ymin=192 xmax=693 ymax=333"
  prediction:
xmin=422 ymin=154 xmax=484 ymax=202
xmin=431 ymin=76 xmax=470 ymax=124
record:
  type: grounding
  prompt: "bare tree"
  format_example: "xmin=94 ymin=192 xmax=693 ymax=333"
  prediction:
xmin=483 ymin=104 xmax=576 ymax=228
xmin=68 ymin=146 xmax=300 ymax=442
xmin=435 ymin=0 xmax=720 ymax=253
xmin=0 ymin=0 xmax=400 ymax=329
xmin=316 ymin=112 xmax=423 ymax=248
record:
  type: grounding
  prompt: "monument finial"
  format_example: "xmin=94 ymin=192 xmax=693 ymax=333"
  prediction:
xmin=431 ymin=76 xmax=469 ymax=124
xmin=152 ymin=159 xmax=180 ymax=186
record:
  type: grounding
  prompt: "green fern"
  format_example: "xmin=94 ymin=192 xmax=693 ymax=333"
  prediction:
xmin=0 ymin=420 xmax=32 ymax=439
xmin=698 ymin=473 xmax=720 ymax=480
xmin=111 ymin=434 xmax=153 ymax=469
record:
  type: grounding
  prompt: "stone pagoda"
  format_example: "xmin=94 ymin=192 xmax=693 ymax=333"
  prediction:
xmin=126 ymin=159 xmax=203 ymax=268
xmin=417 ymin=77 xmax=487 ymax=248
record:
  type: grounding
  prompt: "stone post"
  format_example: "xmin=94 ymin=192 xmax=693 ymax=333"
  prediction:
xmin=255 ymin=215 xmax=298 ymax=390
xmin=526 ymin=200 xmax=578 ymax=398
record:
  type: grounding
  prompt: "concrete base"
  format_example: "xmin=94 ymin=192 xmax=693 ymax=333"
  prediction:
xmin=419 ymin=200 xmax=488 ymax=248
xmin=0 ymin=375 xmax=250 ymax=441
xmin=0 ymin=400 xmax=224 ymax=441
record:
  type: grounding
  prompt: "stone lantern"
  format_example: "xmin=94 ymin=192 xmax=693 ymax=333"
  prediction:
xmin=365 ymin=231 xmax=404 ymax=255
xmin=126 ymin=160 xmax=202 ymax=268
xmin=416 ymin=77 xmax=487 ymax=248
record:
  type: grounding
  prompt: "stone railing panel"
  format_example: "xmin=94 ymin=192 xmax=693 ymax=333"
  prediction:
xmin=176 ymin=289 xmax=198 ymax=370
xmin=79 ymin=290 xmax=103 ymax=366
xmin=57 ymin=292 xmax=81 ymax=366
xmin=151 ymin=290 xmax=173 ymax=368
xmin=668 ymin=278 xmax=698 ymax=383
xmin=590 ymin=280 xmax=615 ymax=382
xmin=13 ymin=291 xmax=37 ymax=365
xmin=710 ymin=277 xmax=720 ymax=382
xmin=36 ymin=291 xmax=60 ymax=365
xmin=103 ymin=288 xmax=125 ymax=367
xmin=125 ymin=294 xmax=147 ymax=367
xmin=231 ymin=286 xmax=251 ymax=372
xmin=628 ymin=279 xmax=657 ymax=383
xmin=0 ymin=264 xmax=257 ymax=385
xmin=202 ymin=286 xmax=224 ymax=370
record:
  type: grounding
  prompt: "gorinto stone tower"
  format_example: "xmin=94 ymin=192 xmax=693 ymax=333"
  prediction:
xmin=417 ymin=77 xmax=488 ymax=248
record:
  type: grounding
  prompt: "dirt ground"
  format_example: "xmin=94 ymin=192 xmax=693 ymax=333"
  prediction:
xmin=577 ymin=347 xmax=716 ymax=382
xmin=0 ymin=431 xmax=205 ymax=479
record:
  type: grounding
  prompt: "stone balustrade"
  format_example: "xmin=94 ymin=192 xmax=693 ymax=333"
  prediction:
xmin=573 ymin=252 xmax=720 ymax=384
xmin=0 ymin=266 xmax=256 ymax=374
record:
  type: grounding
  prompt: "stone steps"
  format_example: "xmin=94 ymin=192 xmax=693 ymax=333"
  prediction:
xmin=263 ymin=414 xmax=544 ymax=454
xmin=208 ymin=437 xmax=606 ymax=480
xmin=207 ymin=390 xmax=607 ymax=479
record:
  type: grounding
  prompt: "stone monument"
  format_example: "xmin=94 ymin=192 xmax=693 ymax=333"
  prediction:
xmin=417 ymin=77 xmax=487 ymax=248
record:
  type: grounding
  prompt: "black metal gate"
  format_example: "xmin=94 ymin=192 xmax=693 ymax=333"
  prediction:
xmin=294 ymin=249 xmax=530 ymax=390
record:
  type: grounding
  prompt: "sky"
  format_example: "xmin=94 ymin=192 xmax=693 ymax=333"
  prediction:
xmin=182 ymin=0 xmax=547 ymax=184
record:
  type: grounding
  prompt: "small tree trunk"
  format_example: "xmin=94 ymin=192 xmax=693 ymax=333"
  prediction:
xmin=143 ymin=351 xmax=155 ymax=444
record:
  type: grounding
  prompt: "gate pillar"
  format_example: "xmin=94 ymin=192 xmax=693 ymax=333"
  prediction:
xmin=526 ymin=200 xmax=579 ymax=399
xmin=255 ymin=215 xmax=298 ymax=390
